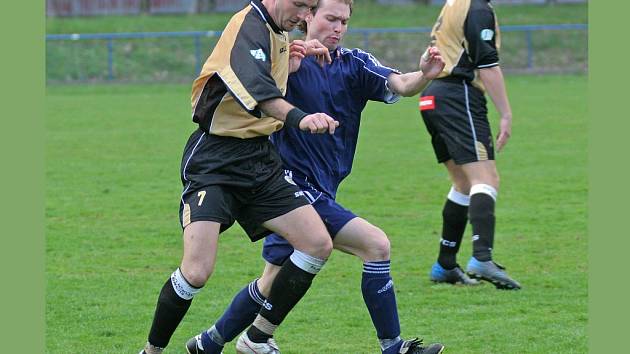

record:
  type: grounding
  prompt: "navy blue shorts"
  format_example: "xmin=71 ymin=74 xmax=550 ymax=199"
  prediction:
xmin=262 ymin=171 xmax=357 ymax=266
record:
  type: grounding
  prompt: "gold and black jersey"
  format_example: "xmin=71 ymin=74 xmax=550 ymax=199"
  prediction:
xmin=191 ymin=0 xmax=289 ymax=139
xmin=429 ymin=0 xmax=501 ymax=91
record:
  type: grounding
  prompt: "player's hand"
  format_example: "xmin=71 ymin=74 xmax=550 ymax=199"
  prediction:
xmin=297 ymin=39 xmax=332 ymax=67
xmin=496 ymin=115 xmax=512 ymax=152
xmin=419 ymin=46 xmax=445 ymax=80
xmin=289 ymin=40 xmax=307 ymax=73
xmin=299 ymin=113 xmax=340 ymax=134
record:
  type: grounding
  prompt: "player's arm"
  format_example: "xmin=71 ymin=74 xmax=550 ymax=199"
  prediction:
xmin=259 ymin=98 xmax=339 ymax=134
xmin=386 ymin=71 xmax=429 ymax=97
xmin=386 ymin=47 xmax=445 ymax=97
xmin=464 ymin=8 xmax=511 ymax=151
xmin=479 ymin=65 xmax=512 ymax=152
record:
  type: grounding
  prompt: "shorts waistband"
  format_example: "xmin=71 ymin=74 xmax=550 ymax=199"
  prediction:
xmin=205 ymin=131 xmax=271 ymax=144
xmin=435 ymin=76 xmax=470 ymax=85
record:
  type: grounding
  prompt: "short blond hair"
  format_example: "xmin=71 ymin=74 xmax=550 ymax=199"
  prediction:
xmin=298 ymin=0 xmax=353 ymax=34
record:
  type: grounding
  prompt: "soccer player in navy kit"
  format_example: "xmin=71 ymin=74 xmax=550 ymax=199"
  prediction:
xmin=420 ymin=0 xmax=521 ymax=290
xmin=184 ymin=1 xmax=446 ymax=353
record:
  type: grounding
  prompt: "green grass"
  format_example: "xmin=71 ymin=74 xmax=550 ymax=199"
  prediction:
xmin=46 ymin=74 xmax=587 ymax=353
xmin=46 ymin=2 xmax=587 ymax=34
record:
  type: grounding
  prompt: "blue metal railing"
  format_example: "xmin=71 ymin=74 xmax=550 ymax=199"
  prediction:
xmin=46 ymin=24 xmax=587 ymax=81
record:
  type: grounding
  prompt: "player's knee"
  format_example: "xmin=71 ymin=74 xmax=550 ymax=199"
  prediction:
xmin=167 ymin=268 xmax=203 ymax=301
xmin=180 ymin=264 xmax=213 ymax=288
xmin=452 ymin=180 xmax=471 ymax=195
xmin=491 ymin=174 xmax=500 ymax=191
xmin=310 ymin=235 xmax=333 ymax=259
xmin=362 ymin=229 xmax=390 ymax=261
xmin=301 ymin=231 xmax=333 ymax=259
xmin=484 ymin=169 xmax=500 ymax=191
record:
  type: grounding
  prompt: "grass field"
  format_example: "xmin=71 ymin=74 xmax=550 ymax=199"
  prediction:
xmin=46 ymin=74 xmax=587 ymax=353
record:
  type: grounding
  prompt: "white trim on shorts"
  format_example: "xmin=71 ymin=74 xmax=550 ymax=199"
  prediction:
xmin=180 ymin=132 xmax=206 ymax=215
xmin=462 ymin=80 xmax=480 ymax=161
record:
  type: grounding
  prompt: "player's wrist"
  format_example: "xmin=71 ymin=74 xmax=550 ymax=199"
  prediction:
xmin=285 ymin=107 xmax=308 ymax=128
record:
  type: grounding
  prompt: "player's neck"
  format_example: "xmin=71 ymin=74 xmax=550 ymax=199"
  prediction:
xmin=261 ymin=0 xmax=279 ymax=25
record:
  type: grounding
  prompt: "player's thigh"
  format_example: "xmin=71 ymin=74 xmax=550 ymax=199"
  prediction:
xmin=334 ymin=217 xmax=390 ymax=262
xmin=262 ymin=205 xmax=332 ymax=258
xmin=444 ymin=159 xmax=471 ymax=194
xmin=460 ymin=159 xmax=499 ymax=190
xmin=260 ymin=186 xmax=351 ymax=266
xmin=180 ymin=221 xmax=221 ymax=287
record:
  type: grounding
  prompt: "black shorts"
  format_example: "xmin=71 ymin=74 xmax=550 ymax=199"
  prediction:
xmin=178 ymin=129 xmax=310 ymax=241
xmin=419 ymin=78 xmax=494 ymax=165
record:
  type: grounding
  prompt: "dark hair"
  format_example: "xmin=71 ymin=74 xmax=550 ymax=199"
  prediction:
xmin=298 ymin=0 xmax=353 ymax=33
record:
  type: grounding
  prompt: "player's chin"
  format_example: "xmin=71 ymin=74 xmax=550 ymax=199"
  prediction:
xmin=323 ymin=40 xmax=338 ymax=51
xmin=284 ymin=20 xmax=299 ymax=31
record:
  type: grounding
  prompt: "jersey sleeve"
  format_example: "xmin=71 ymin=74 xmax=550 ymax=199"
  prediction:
xmin=218 ymin=17 xmax=284 ymax=117
xmin=464 ymin=9 xmax=500 ymax=69
xmin=351 ymin=49 xmax=401 ymax=104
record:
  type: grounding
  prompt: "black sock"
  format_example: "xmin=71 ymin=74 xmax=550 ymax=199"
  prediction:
xmin=246 ymin=259 xmax=316 ymax=342
xmin=469 ymin=193 xmax=495 ymax=262
xmin=147 ymin=277 xmax=193 ymax=348
xmin=438 ymin=199 xmax=468 ymax=269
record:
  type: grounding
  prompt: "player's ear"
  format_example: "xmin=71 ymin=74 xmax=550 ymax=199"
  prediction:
xmin=305 ymin=12 xmax=314 ymax=24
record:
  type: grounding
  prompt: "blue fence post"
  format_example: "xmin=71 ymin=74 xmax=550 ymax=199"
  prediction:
xmin=526 ymin=30 xmax=533 ymax=70
xmin=107 ymin=39 xmax=114 ymax=80
xmin=194 ymin=35 xmax=202 ymax=75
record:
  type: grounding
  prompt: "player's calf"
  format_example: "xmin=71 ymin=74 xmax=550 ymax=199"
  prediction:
xmin=142 ymin=268 xmax=203 ymax=353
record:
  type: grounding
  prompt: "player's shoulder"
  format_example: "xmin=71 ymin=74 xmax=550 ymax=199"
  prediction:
xmin=340 ymin=47 xmax=372 ymax=59
xmin=225 ymin=3 xmax=274 ymax=38
xmin=339 ymin=47 xmax=384 ymax=66
xmin=468 ymin=0 xmax=494 ymax=13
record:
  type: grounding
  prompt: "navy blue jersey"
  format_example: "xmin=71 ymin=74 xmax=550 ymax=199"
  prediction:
xmin=271 ymin=47 xmax=400 ymax=199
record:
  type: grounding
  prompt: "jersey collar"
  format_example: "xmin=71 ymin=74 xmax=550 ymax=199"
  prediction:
xmin=250 ymin=0 xmax=284 ymax=34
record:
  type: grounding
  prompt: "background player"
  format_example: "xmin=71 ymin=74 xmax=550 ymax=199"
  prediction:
xmin=420 ymin=0 xmax=521 ymax=290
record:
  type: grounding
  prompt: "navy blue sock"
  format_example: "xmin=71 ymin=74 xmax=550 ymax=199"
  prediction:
xmin=206 ymin=280 xmax=266 ymax=350
xmin=361 ymin=261 xmax=401 ymax=347
xmin=199 ymin=330 xmax=223 ymax=354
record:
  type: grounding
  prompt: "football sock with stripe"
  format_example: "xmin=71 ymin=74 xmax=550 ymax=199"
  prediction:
xmin=361 ymin=261 xmax=402 ymax=353
xmin=470 ymin=184 xmax=497 ymax=262
xmin=247 ymin=250 xmax=325 ymax=343
xmin=147 ymin=268 xmax=201 ymax=349
xmin=200 ymin=280 xmax=267 ymax=352
xmin=437 ymin=187 xmax=470 ymax=269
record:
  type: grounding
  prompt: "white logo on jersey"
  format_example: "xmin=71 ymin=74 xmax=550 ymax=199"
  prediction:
xmin=250 ymin=49 xmax=266 ymax=62
xmin=480 ymin=29 xmax=495 ymax=41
